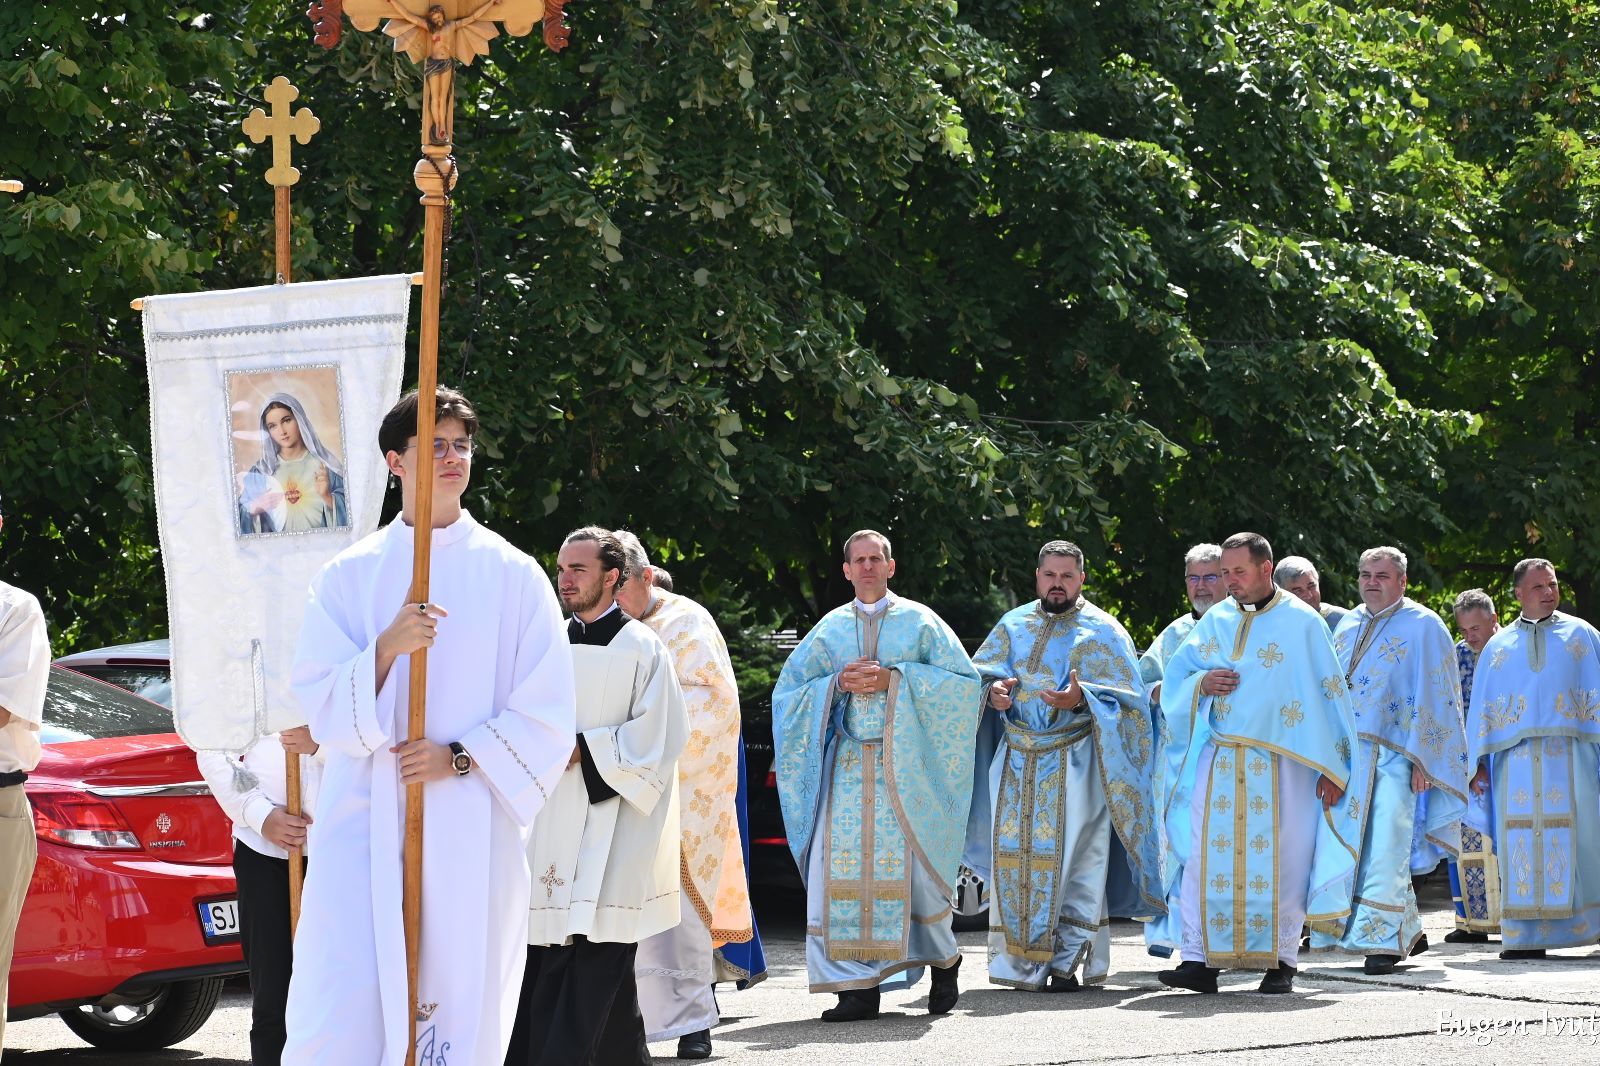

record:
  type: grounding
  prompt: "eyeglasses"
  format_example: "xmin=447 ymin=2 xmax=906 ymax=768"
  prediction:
xmin=405 ymin=437 xmax=475 ymax=460
xmin=1185 ymin=574 xmax=1221 ymax=586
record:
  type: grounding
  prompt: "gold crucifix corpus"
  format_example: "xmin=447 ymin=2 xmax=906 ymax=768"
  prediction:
xmin=342 ymin=0 xmax=559 ymax=150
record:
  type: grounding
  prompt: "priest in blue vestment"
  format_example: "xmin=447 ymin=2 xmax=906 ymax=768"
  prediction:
xmin=1135 ymin=542 xmax=1221 ymax=948
xmin=1156 ymin=532 xmax=1360 ymax=996
xmin=966 ymin=541 xmax=1163 ymax=992
xmin=1138 ymin=543 xmax=1224 ymax=704
xmin=1276 ymin=555 xmax=1349 ymax=631
xmin=772 ymin=530 xmax=982 ymax=1022
xmin=1445 ymin=588 xmax=1502 ymax=943
xmin=1310 ymin=547 xmax=1467 ymax=973
xmin=1466 ymin=559 xmax=1600 ymax=960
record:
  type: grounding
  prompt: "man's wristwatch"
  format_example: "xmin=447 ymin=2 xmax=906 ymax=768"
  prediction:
xmin=448 ymin=741 xmax=472 ymax=776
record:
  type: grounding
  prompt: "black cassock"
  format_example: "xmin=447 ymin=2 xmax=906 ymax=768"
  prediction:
xmin=503 ymin=606 xmax=651 ymax=1066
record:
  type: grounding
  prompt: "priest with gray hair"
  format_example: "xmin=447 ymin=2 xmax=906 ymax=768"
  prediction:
xmin=1275 ymin=555 xmax=1349 ymax=630
xmin=611 ymin=531 xmax=761 ymax=1060
xmin=1139 ymin=542 xmax=1225 ymax=705
xmin=1445 ymin=588 xmax=1501 ymax=944
xmin=1311 ymin=546 xmax=1466 ymax=973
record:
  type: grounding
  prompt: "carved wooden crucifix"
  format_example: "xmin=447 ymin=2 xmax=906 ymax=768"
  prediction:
xmin=308 ymin=5 xmax=573 ymax=1063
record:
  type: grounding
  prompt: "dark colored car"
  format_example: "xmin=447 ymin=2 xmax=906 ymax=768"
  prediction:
xmin=737 ymin=695 xmax=803 ymax=897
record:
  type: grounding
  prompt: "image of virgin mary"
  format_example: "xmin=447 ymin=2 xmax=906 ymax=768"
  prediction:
xmin=236 ymin=392 xmax=349 ymax=535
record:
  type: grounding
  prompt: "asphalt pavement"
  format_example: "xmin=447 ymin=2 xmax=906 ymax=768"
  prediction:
xmin=11 ymin=874 xmax=1600 ymax=1064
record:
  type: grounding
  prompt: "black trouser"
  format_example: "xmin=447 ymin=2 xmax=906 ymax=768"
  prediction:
xmin=234 ymin=840 xmax=294 ymax=1066
xmin=505 ymin=938 xmax=650 ymax=1066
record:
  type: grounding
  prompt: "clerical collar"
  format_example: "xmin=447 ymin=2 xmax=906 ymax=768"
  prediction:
xmin=569 ymin=601 xmax=627 ymax=646
xmin=854 ymin=594 xmax=894 ymax=615
xmin=1237 ymin=590 xmax=1277 ymax=613
xmin=387 ymin=509 xmax=476 ymax=547
xmin=1517 ymin=612 xmax=1558 ymax=626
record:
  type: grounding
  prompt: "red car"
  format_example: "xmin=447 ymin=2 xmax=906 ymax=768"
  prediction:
xmin=7 ymin=666 xmax=245 ymax=1051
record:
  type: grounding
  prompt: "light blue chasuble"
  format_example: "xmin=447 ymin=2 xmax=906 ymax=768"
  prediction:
xmin=1155 ymin=590 xmax=1360 ymax=968
xmin=772 ymin=595 xmax=981 ymax=989
xmin=1139 ymin=613 xmax=1198 ymax=701
xmin=1467 ymin=612 xmax=1600 ymax=949
xmin=965 ymin=600 xmax=1163 ymax=986
xmin=1312 ymin=598 xmax=1468 ymax=955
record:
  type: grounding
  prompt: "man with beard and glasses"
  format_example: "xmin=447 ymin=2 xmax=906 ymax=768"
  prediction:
xmin=964 ymin=540 xmax=1162 ymax=992
xmin=772 ymin=530 xmax=981 ymax=1022
xmin=1156 ymin=532 xmax=1360 ymax=995
xmin=1275 ymin=556 xmax=1349 ymax=631
xmin=506 ymin=527 xmax=688 ymax=1066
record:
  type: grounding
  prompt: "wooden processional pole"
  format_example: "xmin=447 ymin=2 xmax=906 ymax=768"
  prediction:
xmin=241 ymin=76 xmax=321 ymax=934
xmin=311 ymin=2 xmax=573 ymax=1061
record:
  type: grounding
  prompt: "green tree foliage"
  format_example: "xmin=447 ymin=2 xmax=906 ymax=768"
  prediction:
xmin=1395 ymin=1 xmax=1600 ymax=616
xmin=1 ymin=0 xmax=1576 ymax=658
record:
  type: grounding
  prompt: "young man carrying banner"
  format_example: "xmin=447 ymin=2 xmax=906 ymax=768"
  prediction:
xmin=283 ymin=387 xmax=576 ymax=1066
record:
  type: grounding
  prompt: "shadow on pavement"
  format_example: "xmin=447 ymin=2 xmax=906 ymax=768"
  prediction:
xmin=719 ymin=1007 xmax=975 ymax=1052
xmin=1114 ymin=983 xmax=1339 ymax=1014
xmin=953 ymin=984 xmax=1153 ymax=1016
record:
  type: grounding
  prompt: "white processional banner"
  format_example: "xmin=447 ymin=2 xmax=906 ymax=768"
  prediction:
xmin=142 ymin=276 xmax=411 ymax=752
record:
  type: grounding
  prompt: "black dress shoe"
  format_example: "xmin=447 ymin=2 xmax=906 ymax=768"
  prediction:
xmin=1409 ymin=934 xmax=1430 ymax=957
xmin=1047 ymin=973 xmax=1080 ymax=992
xmin=676 ymin=1030 xmax=712 ymax=1059
xmin=928 ymin=956 xmax=961 ymax=1014
xmin=1499 ymin=948 xmax=1547 ymax=961
xmin=1444 ymin=929 xmax=1491 ymax=944
xmin=1258 ymin=964 xmax=1296 ymax=994
xmin=821 ymin=987 xmax=881 ymax=1022
xmin=1363 ymin=954 xmax=1401 ymax=975
xmin=1157 ymin=960 xmax=1219 ymax=994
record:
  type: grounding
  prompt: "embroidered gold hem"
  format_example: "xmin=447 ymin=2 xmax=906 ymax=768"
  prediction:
xmin=808 ymin=950 xmax=964 ymax=994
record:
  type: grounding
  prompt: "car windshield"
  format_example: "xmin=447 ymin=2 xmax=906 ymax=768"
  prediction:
xmin=42 ymin=668 xmax=176 ymax=744
xmin=66 ymin=664 xmax=174 ymax=708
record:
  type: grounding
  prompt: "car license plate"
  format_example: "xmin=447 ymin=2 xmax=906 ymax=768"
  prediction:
xmin=197 ymin=898 xmax=240 ymax=943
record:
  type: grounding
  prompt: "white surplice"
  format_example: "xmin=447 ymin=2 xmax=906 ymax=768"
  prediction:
xmin=526 ymin=618 xmax=688 ymax=946
xmin=283 ymin=513 xmax=575 ymax=1066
